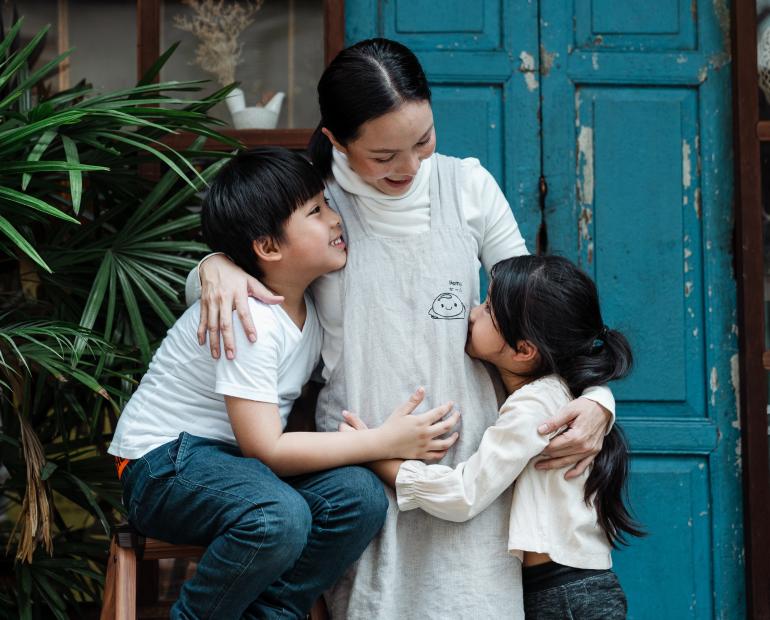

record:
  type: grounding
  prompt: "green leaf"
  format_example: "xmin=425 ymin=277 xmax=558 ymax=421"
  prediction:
xmin=117 ymin=258 xmax=176 ymax=326
xmin=60 ymin=471 xmax=111 ymax=536
xmin=0 ymin=160 xmax=107 ymax=174
xmin=18 ymin=565 xmax=32 ymax=620
xmin=40 ymin=461 xmax=58 ymax=480
xmin=0 ymin=19 xmax=25 ymax=61
xmin=75 ymin=252 xmax=113 ymax=352
xmin=91 ymin=130 xmax=200 ymax=191
xmin=0 ymin=214 xmax=51 ymax=272
xmin=120 ymin=259 xmax=179 ymax=300
xmin=31 ymin=573 xmax=67 ymax=615
xmin=0 ymin=186 xmax=79 ymax=223
xmin=0 ymin=110 xmax=85 ymax=155
xmin=0 ymin=24 xmax=49 ymax=91
xmin=60 ymin=136 xmax=87 ymax=213
xmin=0 ymin=48 xmax=74 ymax=110
xmin=137 ymin=42 xmax=180 ymax=86
xmin=115 ymin=264 xmax=151 ymax=361
xmin=21 ymin=130 xmax=56 ymax=190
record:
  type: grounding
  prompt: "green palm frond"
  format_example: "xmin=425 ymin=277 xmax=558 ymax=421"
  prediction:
xmin=0 ymin=17 xmax=240 ymax=617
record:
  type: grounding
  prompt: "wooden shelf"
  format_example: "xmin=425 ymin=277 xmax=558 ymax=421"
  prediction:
xmin=163 ymin=128 xmax=314 ymax=152
xmin=138 ymin=0 xmax=343 ymax=152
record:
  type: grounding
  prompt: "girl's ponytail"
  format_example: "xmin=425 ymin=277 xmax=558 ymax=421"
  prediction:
xmin=584 ymin=426 xmax=645 ymax=548
xmin=559 ymin=327 xmax=643 ymax=546
xmin=308 ymin=122 xmax=334 ymax=178
xmin=559 ymin=327 xmax=633 ymax=397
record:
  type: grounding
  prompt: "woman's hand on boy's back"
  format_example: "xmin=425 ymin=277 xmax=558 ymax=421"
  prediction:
xmin=198 ymin=254 xmax=283 ymax=359
xmin=535 ymin=397 xmax=612 ymax=479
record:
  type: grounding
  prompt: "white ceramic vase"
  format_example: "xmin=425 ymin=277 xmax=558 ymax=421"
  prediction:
xmin=225 ymin=88 xmax=286 ymax=130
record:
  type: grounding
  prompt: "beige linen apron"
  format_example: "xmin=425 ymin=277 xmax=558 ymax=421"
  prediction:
xmin=314 ymin=154 xmax=524 ymax=619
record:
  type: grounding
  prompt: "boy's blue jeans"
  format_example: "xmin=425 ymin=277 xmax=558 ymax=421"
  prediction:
xmin=120 ymin=432 xmax=388 ymax=619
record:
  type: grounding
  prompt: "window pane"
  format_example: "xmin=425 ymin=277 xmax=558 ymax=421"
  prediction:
xmin=160 ymin=0 xmax=324 ymax=130
xmin=13 ymin=1 xmax=136 ymax=95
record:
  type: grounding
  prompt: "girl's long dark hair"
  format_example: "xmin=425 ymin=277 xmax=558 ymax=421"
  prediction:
xmin=489 ymin=255 xmax=644 ymax=547
xmin=307 ymin=38 xmax=431 ymax=177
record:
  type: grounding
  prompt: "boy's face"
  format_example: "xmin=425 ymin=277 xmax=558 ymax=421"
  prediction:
xmin=280 ymin=191 xmax=347 ymax=278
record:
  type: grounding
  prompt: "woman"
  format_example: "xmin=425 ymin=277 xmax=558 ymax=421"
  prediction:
xmin=188 ymin=38 xmax=615 ymax=619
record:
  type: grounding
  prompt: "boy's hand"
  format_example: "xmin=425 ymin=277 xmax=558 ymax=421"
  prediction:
xmin=379 ymin=387 xmax=460 ymax=460
xmin=197 ymin=254 xmax=283 ymax=360
xmin=535 ymin=397 xmax=610 ymax=479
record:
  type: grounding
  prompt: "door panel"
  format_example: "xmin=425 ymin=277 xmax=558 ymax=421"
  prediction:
xmin=575 ymin=87 xmax=704 ymax=408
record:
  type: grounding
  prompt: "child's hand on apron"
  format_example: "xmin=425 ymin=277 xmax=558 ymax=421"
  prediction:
xmin=378 ymin=387 xmax=461 ymax=460
xmin=340 ymin=410 xmax=368 ymax=431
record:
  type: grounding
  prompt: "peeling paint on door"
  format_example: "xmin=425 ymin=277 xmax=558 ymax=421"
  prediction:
xmin=683 ymin=139 xmax=692 ymax=188
xmin=576 ymin=125 xmax=594 ymax=205
xmin=519 ymin=51 xmax=539 ymax=91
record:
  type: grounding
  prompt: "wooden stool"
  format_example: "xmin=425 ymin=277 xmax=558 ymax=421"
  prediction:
xmin=100 ymin=524 xmax=328 ymax=619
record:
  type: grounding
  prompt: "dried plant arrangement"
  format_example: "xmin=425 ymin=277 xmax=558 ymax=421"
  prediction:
xmin=173 ymin=0 xmax=264 ymax=86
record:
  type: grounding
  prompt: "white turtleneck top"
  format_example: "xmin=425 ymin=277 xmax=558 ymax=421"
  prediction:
xmin=186 ymin=151 xmax=615 ymax=415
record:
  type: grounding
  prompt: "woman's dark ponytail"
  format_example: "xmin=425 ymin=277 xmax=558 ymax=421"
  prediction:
xmin=308 ymin=123 xmax=333 ymax=178
xmin=307 ymin=38 xmax=431 ymax=178
xmin=488 ymin=255 xmax=644 ymax=547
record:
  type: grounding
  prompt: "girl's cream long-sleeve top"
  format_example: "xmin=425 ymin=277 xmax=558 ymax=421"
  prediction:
xmin=396 ymin=374 xmax=614 ymax=570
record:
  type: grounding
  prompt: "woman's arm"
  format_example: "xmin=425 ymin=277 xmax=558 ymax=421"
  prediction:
xmin=227 ymin=388 xmax=459 ymax=476
xmin=394 ymin=389 xmax=551 ymax=523
xmin=187 ymin=254 xmax=282 ymax=359
xmin=535 ymin=397 xmax=613 ymax=479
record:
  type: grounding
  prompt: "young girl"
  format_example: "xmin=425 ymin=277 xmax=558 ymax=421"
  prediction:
xmin=365 ymin=254 xmax=644 ymax=619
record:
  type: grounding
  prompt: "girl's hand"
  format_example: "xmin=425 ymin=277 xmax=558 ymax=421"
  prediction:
xmin=197 ymin=254 xmax=284 ymax=359
xmin=340 ymin=410 xmax=368 ymax=432
xmin=535 ymin=397 xmax=611 ymax=479
xmin=378 ymin=387 xmax=460 ymax=460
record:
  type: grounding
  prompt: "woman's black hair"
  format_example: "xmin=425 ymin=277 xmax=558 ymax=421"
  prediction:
xmin=201 ymin=147 xmax=324 ymax=279
xmin=307 ymin=38 xmax=432 ymax=177
xmin=488 ymin=254 xmax=644 ymax=547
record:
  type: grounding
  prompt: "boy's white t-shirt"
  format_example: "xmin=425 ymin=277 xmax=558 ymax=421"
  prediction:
xmin=108 ymin=296 xmax=321 ymax=460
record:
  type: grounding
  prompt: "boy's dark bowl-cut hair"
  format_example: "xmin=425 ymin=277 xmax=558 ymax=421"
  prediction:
xmin=202 ymin=147 xmax=325 ymax=279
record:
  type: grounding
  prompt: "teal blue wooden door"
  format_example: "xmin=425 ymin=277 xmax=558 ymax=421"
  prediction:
xmin=347 ymin=1 xmax=743 ymax=617
xmin=539 ymin=2 xmax=742 ymax=618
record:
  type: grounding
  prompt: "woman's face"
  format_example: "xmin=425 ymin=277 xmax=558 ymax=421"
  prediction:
xmin=329 ymin=100 xmax=436 ymax=196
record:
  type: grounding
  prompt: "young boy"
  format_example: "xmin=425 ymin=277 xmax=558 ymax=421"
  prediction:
xmin=108 ymin=148 xmax=458 ymax=619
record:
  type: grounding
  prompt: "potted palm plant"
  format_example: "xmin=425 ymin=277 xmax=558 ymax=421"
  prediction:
xmin=0 ymin=16 xmax=238 ymax=618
